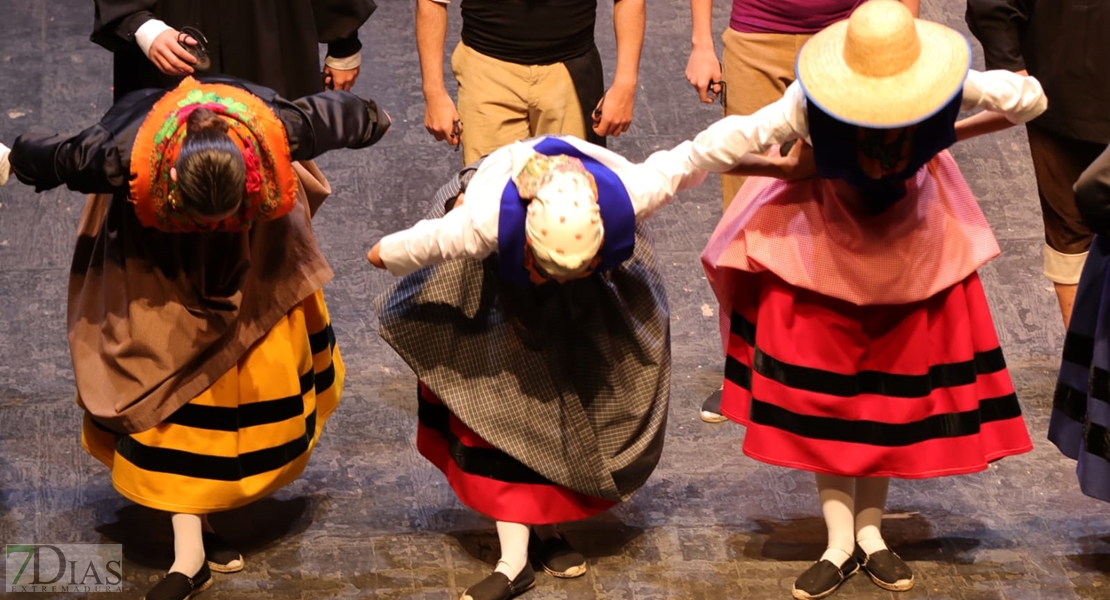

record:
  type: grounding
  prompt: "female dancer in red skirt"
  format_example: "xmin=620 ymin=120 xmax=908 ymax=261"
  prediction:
xmin=690 ymin=2 xmax=1045 ymax=598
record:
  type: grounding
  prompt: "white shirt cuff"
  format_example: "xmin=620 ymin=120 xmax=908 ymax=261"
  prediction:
xmin=135 ymin=19 xmax=173 ymax=58
xmin=0 ymin=143 xmax=10 ymax=186
xmin=324 ymin=53 xmax=362 ymax=71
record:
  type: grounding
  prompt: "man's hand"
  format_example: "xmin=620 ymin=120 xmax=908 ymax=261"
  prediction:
xmin=424 ymin=93 xmax=461 ymax=146
xmin=367 ymin=242 xmax=386 ymax=269
xmin=148 ymin=29 xmax=197 ymax=76
xmin=324 ymin=66 xmax=360 ymax=91
xmin=685 ymin=48 xmax=721 ymax=104
xmin=592 ymin=82 xmax=636 ymax=137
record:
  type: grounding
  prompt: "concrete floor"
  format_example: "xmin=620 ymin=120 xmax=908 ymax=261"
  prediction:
xmin=0 ymin=1 xmax=1108 ymax=599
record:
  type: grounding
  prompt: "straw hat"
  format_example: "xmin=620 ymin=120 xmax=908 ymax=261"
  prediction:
xmin=796 ymin=0 xmax=970 ymax=127
xmin=510 ymin=150 xmax=604 ymax=279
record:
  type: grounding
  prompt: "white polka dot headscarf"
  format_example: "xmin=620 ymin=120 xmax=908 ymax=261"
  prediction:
xmin=511 ymin=150 xmax=604 ymax=280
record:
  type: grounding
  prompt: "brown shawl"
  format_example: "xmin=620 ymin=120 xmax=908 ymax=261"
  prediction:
xmin=70 ymin=162 xmax=333 ymax=433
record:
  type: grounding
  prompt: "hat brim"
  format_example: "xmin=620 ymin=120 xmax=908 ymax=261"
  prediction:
xmin=796 ymin=19 xmax=971 ymax=128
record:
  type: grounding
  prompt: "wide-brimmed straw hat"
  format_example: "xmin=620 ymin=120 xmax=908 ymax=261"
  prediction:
xmin=796 ymin=0 xmax=970 ymax=128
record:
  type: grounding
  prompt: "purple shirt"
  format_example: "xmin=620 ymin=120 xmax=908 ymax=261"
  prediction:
xmin=730 ymin=0 xmax=863 ymax=34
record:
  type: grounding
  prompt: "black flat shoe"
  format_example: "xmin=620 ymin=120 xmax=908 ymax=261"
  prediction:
xmin=203 ymin=532 xmax=244 ymax=573
xmin=529 ymin=533 xmax=587 ymax=578
xmin=460 ymin=563 xmax=536 ymax=600
xmin=142 ymin=562 xmax=212 ymax=600
xmin=700 ymin=388 xmax=728 ymax=423
xmin=855 ymin=546 xmax=914 ymax=591
xmin=792 ymin=555 xmax=859 ymax=600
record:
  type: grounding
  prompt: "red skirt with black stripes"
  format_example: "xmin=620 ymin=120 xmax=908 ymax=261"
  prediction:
xmin=416 ymin=383 xmax=616 ymax=524
xmin=721 ymin=271 xmax=1033 ymax=479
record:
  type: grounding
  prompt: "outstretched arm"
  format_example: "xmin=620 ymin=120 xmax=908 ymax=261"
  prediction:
xmin=9 ymin=126 xmax=128 ymax=194
xmin=276 ymin=91 xmax=391 ymax=161
xmin=1075 ymin=144 xmax=1110 ymax=235
xmin=689 ymin=81 xmax=808 ymax=172
xmin=371 ymin=193 xmax=499 ymax=276
xmin=955 ymin=69 xmax=1045 ymax=141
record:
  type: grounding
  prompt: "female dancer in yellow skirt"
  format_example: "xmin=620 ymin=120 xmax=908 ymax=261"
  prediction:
xmin=6 ymin=75 xmax=390 ymax=600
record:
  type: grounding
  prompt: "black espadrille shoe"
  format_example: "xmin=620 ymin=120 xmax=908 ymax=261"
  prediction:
xmin=202 ymin=532 xmax=244 ymax=573
xmin=791 ymin=554 xmax=859 ymax=600
xmin=460 ymin=563 xmax=536 ymax=600
xmin=142 ymin=562 xmax=213 ymax=600
xmin=855 ymin=546 xmax=914 ymax=591
xmin=700 ymin=388 xmax=728 ymax=423
xmin=529 ymin=533 xmax=587 ymax=578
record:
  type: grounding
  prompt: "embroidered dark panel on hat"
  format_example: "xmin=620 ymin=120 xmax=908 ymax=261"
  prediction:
xmin=309 ymin=323 xmax=337 ymax=356
xmin=728 ymin=311 xmax=1007 ymax=398
xmin=113 ymin=408 xmax=317 ymax=481
xmin=1054 ymin=381 xmax=1091 ymax=423
xmin=748 ymin=394 xmax=1022 ymax=446
xmin=417 ymin=389 xmax=553 ymax=485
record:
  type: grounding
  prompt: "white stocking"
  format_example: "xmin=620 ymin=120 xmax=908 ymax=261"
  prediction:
xmin=493 ymin=521 xmax=530 ymax=579
xmin=815 ymin=473 xmax=855 ymax=567
xmin=854 ymin=477 xmax=890 ymax=555
xmin=168 ymin=513 xmax=205 ymax=577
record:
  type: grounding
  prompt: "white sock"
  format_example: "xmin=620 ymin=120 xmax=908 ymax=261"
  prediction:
xmin=855 ymin=477 xmax=890 ymax=556
xmin=493 ymin=521 xmax=530 ymax=580
xmin=168 ymin=513 xmax=205 ymax=577
xmin=816 ymin=473 xmax=856 ymax=568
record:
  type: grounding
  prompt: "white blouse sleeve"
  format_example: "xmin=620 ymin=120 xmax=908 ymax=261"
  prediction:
xmin=689 ymin=81 xmax=809 ymax=173
xmin=620 ymin=141 xmax=709 ymax=219
xmin=377 ymin=154 xmax=511 ymax=277
xmin=960 ymin=69 xmax=1048 ymax=124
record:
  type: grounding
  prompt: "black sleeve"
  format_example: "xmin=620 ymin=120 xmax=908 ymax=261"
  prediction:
xmin=965 ymin=0 xmax=1030 ymax=71
xmin=92 ymin=0 xmax=158 ymax=51
xmin=314 ymin=0 xmax=376 ymax=57
xmin=1076 ymin=144 xmax=1110 ymax=235
xmin=274 ymin=90 xmax=391 ymax=161
xmin=9 ymin=126 xmax=129 ymax=195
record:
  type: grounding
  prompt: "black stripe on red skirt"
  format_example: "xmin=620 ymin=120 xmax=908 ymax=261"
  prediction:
xmin=417 ymin=389 xmax=552 ymax=485
xmin=727 ymin=311 xmax=1022 ymax=446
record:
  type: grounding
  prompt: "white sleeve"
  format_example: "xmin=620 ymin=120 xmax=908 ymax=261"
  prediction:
xmin=689 ymin=81 xmax=809 ymax=173
xmin=960 ymin=69 xmax=1048 ymax=124
xmin=134 ymin=19 xmax=172 ymax=58
xmin=0 ymin=142 xmax=10 ymax=186
xmin=377 ymin=149 xmax=515 ymax=277
xmin=620 ymin=141 xmax=709 ymax=219
xmin=324 ymin=53 xmax=362 ymax=70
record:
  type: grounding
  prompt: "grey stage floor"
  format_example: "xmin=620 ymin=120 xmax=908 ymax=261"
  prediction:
xmin=0 ymin=1 xmax=1107 ymax=599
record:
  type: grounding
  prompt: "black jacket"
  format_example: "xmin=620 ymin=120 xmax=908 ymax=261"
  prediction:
xmin=10 ymin=76 xmax=390 ymax=194
xmin=966 ymin=0 xmax=1110 ymax=143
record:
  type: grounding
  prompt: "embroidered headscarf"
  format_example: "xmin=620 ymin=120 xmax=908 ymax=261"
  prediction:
xmin=511 ymin=150 xmax=604 ymax=280
xmin=130 ymin=77 xmax=298 ymax=232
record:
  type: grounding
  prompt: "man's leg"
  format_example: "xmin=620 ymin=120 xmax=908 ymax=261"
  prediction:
xmin=527 ymin=62 xmax=588 ymax=140
xmin=1027 ymin=124 xmax=1104 ymax=327
xmin=453 ymin=42 xmax=533 ymax=165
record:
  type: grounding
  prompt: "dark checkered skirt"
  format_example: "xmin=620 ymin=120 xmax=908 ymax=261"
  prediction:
xmin=375 ymin=172 xmax=670 ymax=509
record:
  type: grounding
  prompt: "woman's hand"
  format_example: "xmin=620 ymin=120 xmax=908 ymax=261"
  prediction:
xmin=148 ymin=29 xmax=197 ymax=76
xmin=722 ymin=140 xmax=817 ymax=180
xmin=367 ymin=242 xmax=386 ymax=269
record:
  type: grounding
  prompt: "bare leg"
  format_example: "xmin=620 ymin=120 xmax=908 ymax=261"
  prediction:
xmin=1055 ymin=282 xmax=1078 ymax=328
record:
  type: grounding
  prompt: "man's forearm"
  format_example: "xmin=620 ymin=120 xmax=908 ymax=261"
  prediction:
xmin=613 ymin=0 xmax=646 ymax=87
xmin=690 ymin=0 xmax=714 ymax=50
xmin=416 ymin=0 xmax=450 ymax=99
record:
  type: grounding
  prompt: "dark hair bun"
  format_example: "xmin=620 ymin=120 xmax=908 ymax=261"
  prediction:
xmin=186 ymin=108 xmax=230 ymax=135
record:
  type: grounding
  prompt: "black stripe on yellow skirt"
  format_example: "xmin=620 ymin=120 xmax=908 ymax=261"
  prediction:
xmin=417 ymin=389 xmax=552 ymax=485
xmin=161 ymin=371 xmax=315 ymax=431
xmin=729 ymin=311 xmax=1007 ymax=398
xmin=310 ymin=323 xmax=337 ymax=395
xmin=93 ymin=408 xmax=318 ymax=481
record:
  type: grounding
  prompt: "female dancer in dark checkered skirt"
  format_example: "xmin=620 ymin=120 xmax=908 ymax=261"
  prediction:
xmin=368 ymin=135 xmax=705 ymax=600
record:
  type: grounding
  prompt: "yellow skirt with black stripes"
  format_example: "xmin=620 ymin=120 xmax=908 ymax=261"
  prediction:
xmin=81 ymin=289 xmax=343 ymax=514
